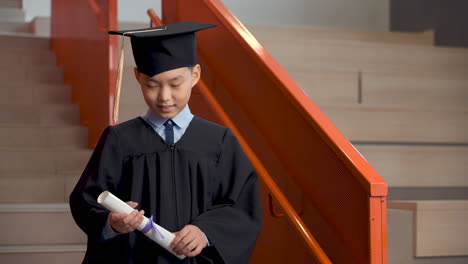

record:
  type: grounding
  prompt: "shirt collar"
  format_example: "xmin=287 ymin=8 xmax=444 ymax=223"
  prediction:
xmin=144 ymin=105 xmax=193 ymax=129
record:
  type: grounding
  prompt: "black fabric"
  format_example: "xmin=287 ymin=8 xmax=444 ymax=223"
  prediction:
xmin=109 ymin=21 xmax=216 ymax=77
xmin=69 ymin=116 xmax=262 ymax=264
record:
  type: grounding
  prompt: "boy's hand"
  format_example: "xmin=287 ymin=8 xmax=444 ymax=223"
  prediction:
xmin=108 ymin=201 xmax=145 ymax=234
xmin=171 ymin=225 xmax=207 ymax=257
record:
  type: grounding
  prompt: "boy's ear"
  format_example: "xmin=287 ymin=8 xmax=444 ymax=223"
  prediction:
xmin=133 ymin=67 xmax=140 ymax=82
xmin=191 ymin=64 xmax=201 ymax=88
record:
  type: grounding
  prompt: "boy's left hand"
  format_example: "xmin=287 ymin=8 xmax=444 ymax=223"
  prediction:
xmin=171 ymin=225 xmax=207 ymax=257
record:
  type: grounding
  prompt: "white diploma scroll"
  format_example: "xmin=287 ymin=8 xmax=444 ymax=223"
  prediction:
xmin=97 ymin=191 xmax=185 ymax=259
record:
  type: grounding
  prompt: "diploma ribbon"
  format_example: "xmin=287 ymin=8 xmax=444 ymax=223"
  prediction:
xmin=141 ymin=215 xmax=165 ymax=240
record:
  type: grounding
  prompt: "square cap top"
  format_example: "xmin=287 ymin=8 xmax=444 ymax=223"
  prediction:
xmin=109 ymin=21 xmax=216 ymax=76
xmin=109 ymin=21 xmax=216 ymax=38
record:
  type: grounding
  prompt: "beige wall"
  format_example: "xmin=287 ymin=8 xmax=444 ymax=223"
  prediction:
xmin=23 ymin=0 xmax=389 ymax=30
xmin=224 ymin=0 xmax=389 ymax=30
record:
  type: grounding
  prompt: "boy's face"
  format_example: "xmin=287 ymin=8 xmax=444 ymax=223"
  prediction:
xmin=135 ymin=65 xmax=200 ymax=119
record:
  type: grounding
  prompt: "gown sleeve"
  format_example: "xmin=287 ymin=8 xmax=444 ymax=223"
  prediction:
xmin=69 ymin=126 xmax=123 ymax=241
xmin=191 ymin=128 xmax=263 ymax=264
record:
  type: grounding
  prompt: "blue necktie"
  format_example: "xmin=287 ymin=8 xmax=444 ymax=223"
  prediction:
xmin=164 ymin=119 xmax=174 ymax=144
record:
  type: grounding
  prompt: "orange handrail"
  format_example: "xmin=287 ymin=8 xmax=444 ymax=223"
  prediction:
xmin=50 ymin=0 xmax=118 ymax=148
xmin=159 ymin=0 xmax=388 ymax=263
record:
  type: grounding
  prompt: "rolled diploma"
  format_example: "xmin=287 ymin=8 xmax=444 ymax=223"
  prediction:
xmin=97 ymin=191 xmax=185 ymax=259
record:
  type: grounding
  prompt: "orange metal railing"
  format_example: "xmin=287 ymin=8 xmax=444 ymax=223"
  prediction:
xmin=50 ymin=0 xmax=118 ymax=147
xmin=158 ymin=0 xmax=388 ymax=263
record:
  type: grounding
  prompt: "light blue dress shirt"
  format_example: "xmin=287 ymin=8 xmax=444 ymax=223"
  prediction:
xmin=141 ymin=104 xmax=194 ymax=144
xmin=101 ymin=105 xmax=211 ymax=246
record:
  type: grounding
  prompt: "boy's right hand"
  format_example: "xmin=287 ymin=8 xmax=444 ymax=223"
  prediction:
xmin=108 ymin=201 xmax=145 ymax=234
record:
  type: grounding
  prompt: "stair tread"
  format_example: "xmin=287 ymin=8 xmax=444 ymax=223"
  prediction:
xmin=0 ymin=0 xmax=22 ymax=9
xmin=246 ymin=24 xmax=434 ymax=45
xmin=389 ymin=199 xmax=468 ymax=210
xmin=0 ymin=244 xmax=86 ymax=253
xmin=0 ymin=170 xmax=82 ymax=176
xmin=0 ymin=203 xmax=70 ymax=212
xmin=0 ymin=123 xmax=83 ymax=128
xmin=0 ymin=147 xmax=90 ymax=152
xmin=321 ymin=104 xmax=468 ymax=112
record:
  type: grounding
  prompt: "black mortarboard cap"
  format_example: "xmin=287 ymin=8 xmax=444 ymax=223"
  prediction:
xmin=109 ymin=21 xmax=216 ymax=77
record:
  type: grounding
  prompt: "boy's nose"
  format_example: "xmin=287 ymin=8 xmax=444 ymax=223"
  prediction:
xmin=158 ymin=87 xmax=171 ymax=102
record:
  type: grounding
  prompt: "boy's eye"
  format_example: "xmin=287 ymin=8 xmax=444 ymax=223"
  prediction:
xmin=171 ymin=83 xmax=182 ymax=88
xmin=146 ymin=84 xmax=159 ymax=88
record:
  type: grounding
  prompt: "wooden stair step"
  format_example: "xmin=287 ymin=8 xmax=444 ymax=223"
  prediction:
xmin=259 ymin=34 xmax=468 ymax=74
xmin=0 ymin=8 xmax=25 ymax=22
xmin=0 ymin=83 xmax=71 ymax=104
xmin=362 ymin=71 xmax=468 ymax=108
xmin=0 ymin=104 xmax=80 ymax=126
xmin=0 ymin=125 xmax=87 ymax=148
xmin=247 ymin=24 xmax=434 ymax=46
xmin=388 ymin=187 xmax=468 ymax=201
xmin=0 ymin=244 xmax=85 ymax=253
xmin=0 ymin=49 xmax=56 ymax=65
xmin=0 ymin=0 xmax=22 ymax=9
xmin=388 ymin=200 xmax=468 ymax=257
xmin=322 ymin=105 xmax=468 ymax=143
xmin=0 ymin=148 xmax=91 ymax=173
xmin=260 ymin=38 xmax=468 ymax=66
xmin=291 ymin=69 xmax=359 ymax=105
xmin=388 ymin=208 xmax=468 ymax=263
xmin=0 ymin=245 xmax=85 ymax=264
xmin=0 ymin=171 xmax=81 ymax=203
xmin=0 ymin=203 xmax=87 ymax=246
xmin=0 ymin=22 xmax=30 ymax=34
xmin=355 ymin=145 xmax=468 ymax=187
xmin=289 ymin=69 xmax=468 ymax=108
xmin=0 ymin=35 xmax=50 ymax=51
xmin=29 ymin=16 xmax=50 ymax=37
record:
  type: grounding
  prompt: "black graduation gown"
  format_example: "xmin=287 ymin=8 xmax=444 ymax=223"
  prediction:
xmin=69 ymin=116 xmax=262 ymax=264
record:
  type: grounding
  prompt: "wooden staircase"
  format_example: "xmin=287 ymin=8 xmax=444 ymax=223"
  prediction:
xmin=247 ymin=24 xmax=468 ymax=263
xmin=0 ymin=2 xmax=87 ymax=262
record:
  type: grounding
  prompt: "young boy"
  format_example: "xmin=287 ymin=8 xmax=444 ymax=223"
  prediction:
xmin=69 ymin=21 xmax=262 ymax=264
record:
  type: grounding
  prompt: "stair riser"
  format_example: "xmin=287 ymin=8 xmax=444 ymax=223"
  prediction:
xmin=30 ymin=17 xmax=51 ymax=37
xmin=0 ymin=127 xmax=87 ymax=148
xmin=294 ymin=69 xmax=468 ymax=108
xmin=0 ymin=8 xmax=25 ymax=22
xmin=248 ymin=25 xmax=434 ymax=46
xmin=389 ymin=201 xmax=468 ymax=258
xmin=356 ymin=145 xmax=468 ymax=187
xmin=0 ymin=105 xmax=80 ymax=126
xmin=0 ymin=211 xmax=86 ymax=245
xmin=324 ymin=107 xmax=468 ymax=143
xmin=0 ymin=176 xmax=66 ymax=203
xmin=266 ymin=42 xmax=468 ymax=68
xmin=0 ymin=174 xmax=80 ymax=203
xmin=1 ymin=51 xmax=56 ymax=66
xmin=293 ymin=70 xmax=358 ymax=105
xmin=0 ymin=36 xmax=49 ymax=50
xmin=0 ymin=84 xmax=71 ymax=104
xmin=0 ymin=66 xmax=63 ymax=85
xmin=0 ymin=251 xmax=85 ymax=264
xmin=362 ymin=73 xmax=468 ymax=108
xmin=0 ymin=252 xmax=85 ymax=264
xmin=0 ymin=150 xmax=91 ymax=174
xmin=0 ymin=22 xmax=29 ymax=33
xmin=0 ymin=0 xmax=22 ymax=9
